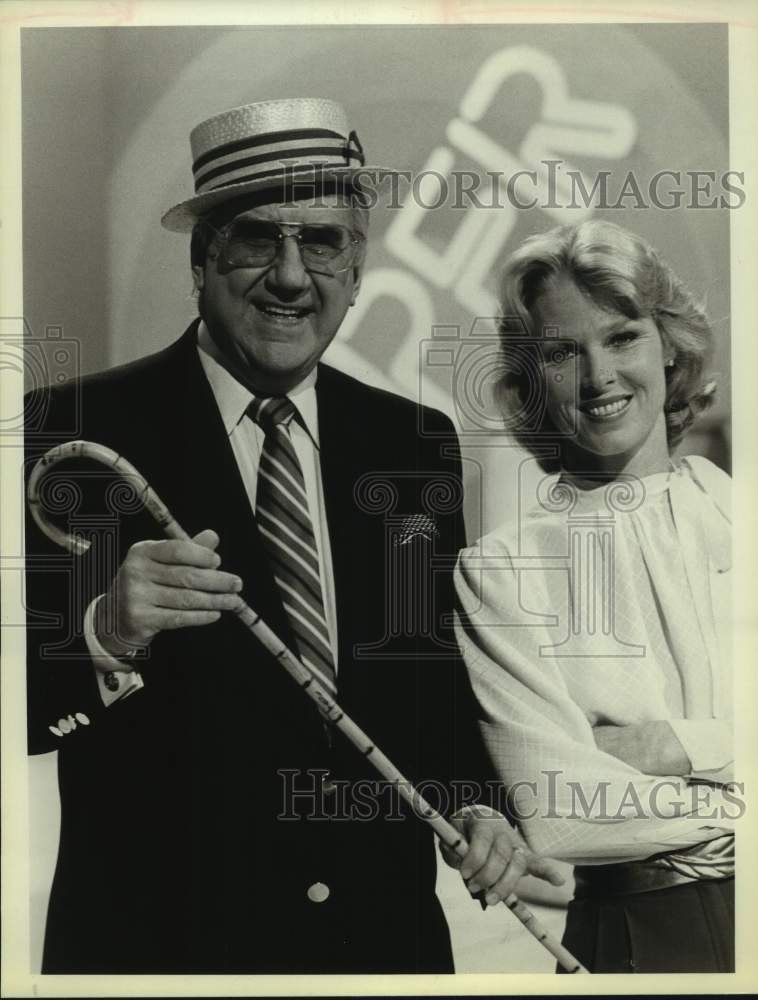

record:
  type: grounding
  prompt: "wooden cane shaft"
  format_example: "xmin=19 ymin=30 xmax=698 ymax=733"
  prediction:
xmin=28 ymin=440 xmax=588 ymax=974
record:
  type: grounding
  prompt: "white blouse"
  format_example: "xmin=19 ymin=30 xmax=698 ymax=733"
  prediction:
xmin=454 ymin=456 xmax=735 ymax=866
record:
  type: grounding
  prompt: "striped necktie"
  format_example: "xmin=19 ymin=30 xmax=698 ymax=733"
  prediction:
xmin=248 ymin=396 xmax=337 ymax=696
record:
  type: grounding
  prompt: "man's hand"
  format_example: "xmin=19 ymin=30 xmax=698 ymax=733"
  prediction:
xmin=440 ymin=804 xmax=565 ymax=907
xmin=95 ymin=529 xmax=244 ymax=657
xmin=593 ymin=720 xmax=691 ymax=776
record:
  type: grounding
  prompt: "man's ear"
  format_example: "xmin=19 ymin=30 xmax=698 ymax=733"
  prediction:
xmin=350 ymin=264 xmax=363 ymax=306
xmin=192 ymin=265 xmax=205 ymax=293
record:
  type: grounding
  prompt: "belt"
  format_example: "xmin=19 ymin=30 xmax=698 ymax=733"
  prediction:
xmin=573 ymin=860 xmax=732 ymax=899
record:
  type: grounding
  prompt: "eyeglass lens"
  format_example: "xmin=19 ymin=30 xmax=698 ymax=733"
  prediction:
xmin=221 ymin=220 xmax=357 ymax=274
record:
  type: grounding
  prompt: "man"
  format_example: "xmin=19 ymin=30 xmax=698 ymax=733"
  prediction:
xmin=26 ymin=98 xmax=561 ymax=974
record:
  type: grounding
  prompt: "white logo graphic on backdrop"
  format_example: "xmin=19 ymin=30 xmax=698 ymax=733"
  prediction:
xmin=332 ymin=46 xmax=637 ymax=412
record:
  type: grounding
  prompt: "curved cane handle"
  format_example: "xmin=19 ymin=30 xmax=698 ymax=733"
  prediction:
xmin=27 ymin=440 xmax=188 ymax=553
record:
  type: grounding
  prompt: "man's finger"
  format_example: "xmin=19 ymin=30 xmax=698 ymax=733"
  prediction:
xmin=146 ymin=538 xmax=222 ymax=568
xmin=155 ymin=609 xmax=222 ymax=630
xmin=467 ymin=828 xmax=520 ymax=892
xmin=458 ymin=821 xmax=495 ymax=883
xmin=148 ymin=563 xmax=242 ymax=593
xmin=151 ymin=585 xmax=243 ymax=612
xmin=482 ymin=845 xmax=528 ymax=906
xmin=529 ymin=856 xmax=566 ymax=887
xmin=439 ymin=838 xmax=465 ymax=870
xmin=192 ymin=528 xmax=221 ymax=551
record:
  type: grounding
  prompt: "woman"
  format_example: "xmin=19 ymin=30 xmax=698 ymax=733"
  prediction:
xmin=454 ymin=221 xmax=735 ymax=973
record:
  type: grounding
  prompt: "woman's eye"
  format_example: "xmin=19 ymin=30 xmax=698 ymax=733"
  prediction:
xmin=610 ymin=331 xmax=638 ymax=347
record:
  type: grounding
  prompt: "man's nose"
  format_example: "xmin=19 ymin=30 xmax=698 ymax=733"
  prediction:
xmin=580 ymin=350 xmax=616 ymax=394
xmin=265 ymin=235 xmax=310 ymax=293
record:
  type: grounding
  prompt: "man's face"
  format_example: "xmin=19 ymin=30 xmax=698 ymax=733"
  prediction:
xmin=194 ymin=195 xmax=363 ymax=393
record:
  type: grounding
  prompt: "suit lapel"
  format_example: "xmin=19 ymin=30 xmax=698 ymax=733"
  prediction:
xmin=316 ymin=369 xmax=355 ymax=671
xmin=316 ymin=367 xmax=384 ymax=708
xmin=156 ymin=325 xmax=291 ymax=642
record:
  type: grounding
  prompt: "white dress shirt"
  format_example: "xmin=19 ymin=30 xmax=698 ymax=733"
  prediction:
xmin=85 ymin=322 xmax=338 ymax=705
xmin=455 ymin=456 xmax=735 ymax=865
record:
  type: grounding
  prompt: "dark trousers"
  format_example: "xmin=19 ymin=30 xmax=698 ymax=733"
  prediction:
xmin=558 ymin=878 xmax=734 ymax=973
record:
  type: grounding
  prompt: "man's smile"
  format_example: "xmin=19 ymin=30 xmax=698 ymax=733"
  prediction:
xmin=250 ymin=301 xmax=314 ymax=327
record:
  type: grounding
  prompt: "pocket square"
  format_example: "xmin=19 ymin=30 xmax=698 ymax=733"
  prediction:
xmin=396 ymin=513 xmax=439 ymax=546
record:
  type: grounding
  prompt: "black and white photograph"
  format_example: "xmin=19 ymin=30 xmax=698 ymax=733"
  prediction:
xmin=2 ymin=1 xmax=757 ymax=994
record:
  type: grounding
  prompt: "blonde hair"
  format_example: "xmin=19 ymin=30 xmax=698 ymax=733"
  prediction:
xmin=497 ymin=220 xmax=716 ymax=469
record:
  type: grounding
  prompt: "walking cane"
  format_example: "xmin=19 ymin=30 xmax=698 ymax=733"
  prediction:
xmin=28 ymin=439 xmax=589 ymax=974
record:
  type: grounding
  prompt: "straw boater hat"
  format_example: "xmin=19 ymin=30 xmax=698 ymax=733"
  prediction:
xmin=161 ymin=97 xmax=392 ymax=232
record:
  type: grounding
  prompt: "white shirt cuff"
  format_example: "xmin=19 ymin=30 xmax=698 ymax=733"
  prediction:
xmin=84 ymin=595 xmax=145 ymax=706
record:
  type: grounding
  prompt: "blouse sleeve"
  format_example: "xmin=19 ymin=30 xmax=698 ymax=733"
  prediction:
xmin=454 ymin=538 xmax=736 ymax=866
xmin=668 ymin=718 xmax=733 ymax=783
xmin=670 ymin=455 xmax=733 ymax=783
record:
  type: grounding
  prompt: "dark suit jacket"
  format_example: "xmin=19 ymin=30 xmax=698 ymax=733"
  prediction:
xmin=25 ymin=323 xmax=492 ymax=974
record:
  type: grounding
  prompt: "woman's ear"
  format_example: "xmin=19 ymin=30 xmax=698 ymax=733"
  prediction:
xmin=192 ymin=265 xmax=205 ymax=293
xmin=658 ymin=329 xmax=675 ymax=366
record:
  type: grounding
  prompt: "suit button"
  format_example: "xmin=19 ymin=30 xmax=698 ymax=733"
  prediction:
xmin=307 ymin=882 xmax=330 ymax=903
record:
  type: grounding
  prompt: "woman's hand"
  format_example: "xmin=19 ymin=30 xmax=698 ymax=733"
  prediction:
xmin=440 ymin=804 xmax=565 ymax=907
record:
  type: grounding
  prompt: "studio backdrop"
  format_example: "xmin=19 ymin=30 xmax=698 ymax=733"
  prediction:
xmin=22 ymin=22 xmax=731 ymax=539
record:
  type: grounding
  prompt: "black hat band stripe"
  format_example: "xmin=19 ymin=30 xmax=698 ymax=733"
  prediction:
xmin=192 ymin=127 xmax=347 ymax=174
xmin=199 ymin=161 xmax=362 ymax=195
xmin=194 ymin=140 xmax=350 ymax=189
xmin=197 ymin=148 xmax=365 ymax=193
xmin=194 ymin=137 xmax=344 ymax=186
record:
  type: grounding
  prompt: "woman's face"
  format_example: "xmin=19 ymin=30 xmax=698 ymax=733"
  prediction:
xmin=532 ymin=274 xmax=670 ymax=477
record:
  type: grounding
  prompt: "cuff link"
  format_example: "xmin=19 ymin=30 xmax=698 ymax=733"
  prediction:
xmin=321 ymin=771 xmax=338 ymax=796
xmin=103 ymin=672 xmax=120 ymax=692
